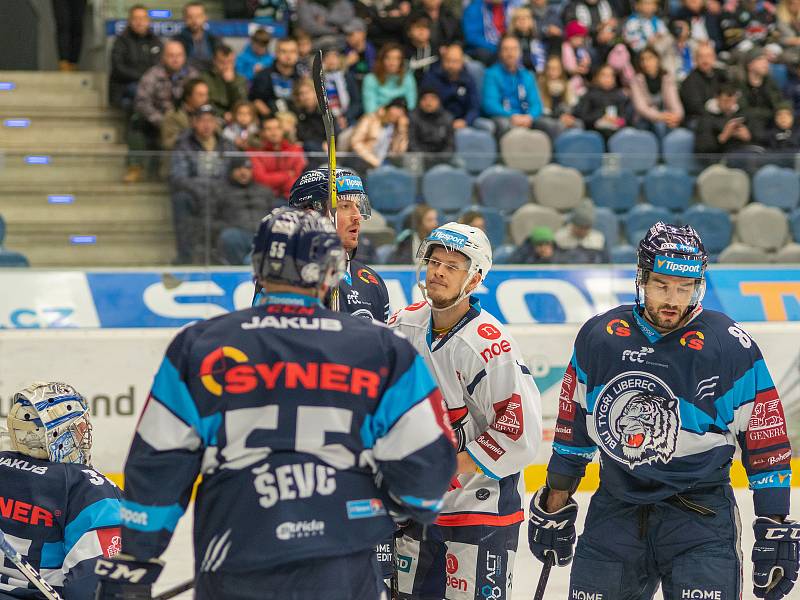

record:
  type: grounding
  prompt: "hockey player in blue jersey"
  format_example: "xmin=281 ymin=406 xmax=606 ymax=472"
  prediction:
xmin=95 ymin=207 xmax=456 ymax=600
xmin=0 ymin=381 xmax=121 ymax=599
xmin=528 ymin=222 xmax=799 ymax=600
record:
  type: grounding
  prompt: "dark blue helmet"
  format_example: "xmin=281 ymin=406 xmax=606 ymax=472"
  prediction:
xmin=251 ymin=207 xmax=346 ymax=288
xmin=288 ymin=167 xmax=371 ymax=219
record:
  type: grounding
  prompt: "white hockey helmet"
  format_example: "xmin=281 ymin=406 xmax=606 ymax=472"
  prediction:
xmin=416 ymin=222 xmax=493 ymax=309
xmin=7 ymin=382 xmax=92 ymax=465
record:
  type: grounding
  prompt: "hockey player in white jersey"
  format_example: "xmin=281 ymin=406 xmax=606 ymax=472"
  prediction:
xmin=389 ymin=222 xmax=542 ymax=600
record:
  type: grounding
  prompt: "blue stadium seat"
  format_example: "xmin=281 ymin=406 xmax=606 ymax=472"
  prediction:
xmin=791 ymin=208 xmax=800 ymax=242
xmin=593 ymin=207 xmax=619 ymax=251
xmin=493 ymin=244 xmax=516 ymax=264
xmin=422 ymin=165 xmax=473 ymax=214
xmin=384 ymin=203 xmax=416 ymax=233
xmin=662 ymin=128 xmax=698 ymax=172
xmin=375 ymin=243 xmax=395 ymax=265
xmin=476 ymin=165 xmax=530 ymax=213
xmin=770 ymin=63 xmax=789 ymax=92
xmin=553 ymin=129 xmax=604 ymax=174
xmin=464 ymin=58 xmax=485 ymax=97
xmin=587 ymin=167 xmax=639 ymax=213
xmin=752 ymin=165 xmax=800 ymax=211
xmin=608 ymin=128 xmax=659 ymax=173
xmin=459 ymin=205 xmax=506 ymax=248
xmin=455 ymin=127 xmax=497 ymax=174
xmin=0 ymin=215 xmax=29 ymax=267
xmin=610 ymin=244 xmax=638 ymax=264
xmin=365 ymin=166 xmax=416 ymax=215
xmin=680 ymin=204 xmax=732 ymax=254
xmin=643 ymin=165 xmax=695 ymax=211
xmin=623 ymin=204 xmax=673 ymax=245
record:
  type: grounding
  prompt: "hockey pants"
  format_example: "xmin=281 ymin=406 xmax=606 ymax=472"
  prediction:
xmin=395 ymin=520 xmax=520 ymax=600
xmin=194 ymin=548 xmax=387 ymax=600
xmin=569 ymin=484 xmax=742 ymax=600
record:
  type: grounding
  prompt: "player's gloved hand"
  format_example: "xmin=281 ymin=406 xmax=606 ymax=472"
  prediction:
xmin=528 ymin=485 xmax=578 ymax=567
xmin=94 ymin=554 xmax=164 ymax=600
xmin=752 ymin=517 xmax=800 ymax=600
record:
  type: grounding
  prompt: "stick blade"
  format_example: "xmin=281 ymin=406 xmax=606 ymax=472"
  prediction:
xmin=311 ymin=50 xmax=329 ymax=114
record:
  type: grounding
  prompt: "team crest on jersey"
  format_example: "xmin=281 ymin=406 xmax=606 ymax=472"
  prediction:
xmin=594 ymin=371 xmax=680 ymax=469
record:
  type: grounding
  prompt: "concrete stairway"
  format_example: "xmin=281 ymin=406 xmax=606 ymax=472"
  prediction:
xmin=104 ymin=0 xmax=225 ymax=20
xmin=0 ymin=71 xmax=175 ymax=266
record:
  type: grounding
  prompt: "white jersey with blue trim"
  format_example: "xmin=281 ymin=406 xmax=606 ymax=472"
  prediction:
xmin=389 ymin=298 xmax=542 ymax=527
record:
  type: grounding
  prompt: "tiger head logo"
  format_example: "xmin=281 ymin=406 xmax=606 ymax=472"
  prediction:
xmin=614 ymin=393 xmax=679 ymax=468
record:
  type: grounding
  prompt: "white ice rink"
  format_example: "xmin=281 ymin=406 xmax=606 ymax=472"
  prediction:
xmin=154 ymin=489 xmax=800 ymax=599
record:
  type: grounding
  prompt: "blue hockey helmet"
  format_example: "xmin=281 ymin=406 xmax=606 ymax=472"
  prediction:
xmin=251 ymin=206 xmax=346 ymax=289
xmin=288 ymin=167 xmax=371 ymax=219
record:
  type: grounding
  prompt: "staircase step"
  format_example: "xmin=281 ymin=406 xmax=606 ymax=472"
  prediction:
xmin=4 ymin=236 xmax=175 ymax=267
xmin=0 ymin=71 xmax=103 ymax=91
xmin=104 ymin=0 xmax=224 ymax=20
xmin=0 ymin=123 xmax=122 ymax=145
xmin=0 ymin=89 xmax=104 ymax=109
xmin=1 ymin=106 xmax=125 ymax=121
xmin=1 ymin=201 xmax=171 ymax=224
xmin=0 ymin=151 xmax=130 ymax=183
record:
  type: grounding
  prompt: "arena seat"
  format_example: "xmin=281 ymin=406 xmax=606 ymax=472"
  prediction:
xmin=500 ymin=128 xmax=551 ymax=172
xmin=752 ymin=165 xmax=800 ymax=211
xmin=455 ymin=127 xmax=497 ymax=174
xmin=459 ymin=205 xmax=506 ymax=248
xmin=594 ymin=207 xmax=620 ymax=251
xmin=643 ymin=165 xmax=694 ymax=211
xmin=736 ymin=203 xmax=790 ymax=251
xmin=422 ymin=165 xmax=473 ymax=214
xmin=365 ymin=166 xmax=416 ymax=215
xmin=774 ymin=242 xmax=800 ymax=262
xmin=661 ymin=128 xmax=698 ymax=172
xmin=375 ymin=243 xmax=395 ymax=265
xmin=718 ymin=243 xmax=770 ymax=263
xmin=587 ymin=167 xmax=639 ymax=213
xmin=553 ymin=129 xmax=604 ymax=174
xmin=492 ymin=244 xmax=516 ymax=264
xmin=510 ymin=204 xmax=564 ymax=245
xmin=679 ymin=205 xmax=732 ymax=254
xmin=696 ymin=164 xmax=750 ymax=212
xmin=610 ymin=244 xmax=638 ymax=264
xmin=477 ymin=165 xmax=530 ymax=213
xmin=623 ymin=204 xmax=672 ymax=246
xmin=464 ymin=58 xmax=485 ymax=97
xmin=608 ymin=127 xmax=659 ymax=173
xmin=790 ymin=208 xmax=800 ymax=242
xmin=770 ymin=62 xmax=789 ymax=91
xmin=384 ymin=203 xmax=416 ymax=233
xmin=531 ymin=164 xmax=584 ymax=211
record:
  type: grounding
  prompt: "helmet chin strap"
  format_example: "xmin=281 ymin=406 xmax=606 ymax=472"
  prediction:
xmin=416 ymin=262 xmax=478 ymax=313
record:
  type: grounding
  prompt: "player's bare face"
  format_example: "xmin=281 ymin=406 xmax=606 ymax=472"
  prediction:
xmin=642 ymin=273 xmax=697 ymax=331
xmin=335 ymin=197 xmax=361 ymax=251
xmin=424 ymin=247 xmax=470 ymax=308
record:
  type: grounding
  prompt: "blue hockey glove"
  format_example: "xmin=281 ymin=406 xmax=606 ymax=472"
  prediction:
xmin=752 ymin=517 xmax=800 ymax=600
xmin=94 ymin=554 xmax=164 ymax=600
xmin=528 ymin=485 xmax=578 ymax=567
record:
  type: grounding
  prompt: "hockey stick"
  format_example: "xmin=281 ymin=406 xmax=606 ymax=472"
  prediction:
xmin=153 ymin=578 xmax=194 ymax=600
xmin=533 ymin=554 xmax=554 ymax=600
xmin=0 ymin=528 xmax=63 ymax=600
xmin=312 ymin=49 xmax=341 ymax=311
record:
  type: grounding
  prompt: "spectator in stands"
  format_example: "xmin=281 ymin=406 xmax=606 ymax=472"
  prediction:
xmin=162 ymin=78 xmax=210 ymax=150
xmin=409 ymin=85 xmax=455 ymax=159
xmin=235 ymin=28 xmax=274 ymax=83
xmin=222 ymin=101 xmax=261 ymax=149
xmin=555 ymin=201 xmax=608 ymax=263
xmin=293 ymin=78 xmax=327 ymax=152
xmin=482 ymin=35 xmax=545 ymax=137
xmin=125 ymin=40 xmax=199 ymax=183
xmin=765 ymin=103 xmax=800 ymax=159
xmin=276 ymin=110 xmax=299 ymax=143
xmin=623 ymin=0 xmax=670 ymax=54
xmin=720 ymin=0 xmax=779 ymax=55
xmin=294 ymin=30 xmax=315 ymax=77
xmin=411 ymin=0 xmax=462 ymax=51
xmin=679 ymin=41 xmax=727 ymax=127
xmin=509 ymin=226 xmax=566 ymax=263
xmin=777 ymin=0 xmax=800 ymax=63
xmin=510 ymin=6 xmax=548 ymax=73
xmin=343 ymin=19 xmax=376 ymax=85
xmin=388 ymin=203 xmax=439 ymax=264
xmin=174 ymin=1 xmax=219 ymax=70
xmin=405 ymin=14 xmax=439 ymax=85
xmin=562 ymin=0 xmax=620 ymax=57
xmin=573 ymin=63 xmax=630 ymax=138
xmin=630 ymin=46 xmax=684 ymax=137
xmin=463 ymin=0 xmax=514 ymax=65
xmin=169 ymin=104 xmax=235 ymax=264
xmin=109 ymin=5 xmax=162 ymax=109
xmin=295 ymin=0 xmax=355 ymax=45
xmin=52 ymin=0 xmax=86 ymax=71
xmin=421 ymin=44 xmax=481 ymax=129
xmin=530 ymin=0 xmax=565 ymax=49
xmin=459 ymin=210 xmax=487 ymax=231
xmin=322 ymin=46 xmax=363 ymax=130
xmin=250 ymin=38 xmax=302 ymax=117
xmin=740 ymin=48 xmax=785 ymax=143
xmin=213 ymin=156 xmax=277 ymax=265
xmin=249 ymin=115 xmax=307 ymax=200
xmin=351 ymin=97 xmax=410 ymax=168
xmin=362 ymin=43 xmax=418 ymax=114
xmin=669 ymin=0 xmax=724 ymax=51
xmin=538 ymin=55 xmax=579 ymax=128
xmin=202 ymin=44 xmax=248 ymax=121
xmin=562 ymin=20 xmax=593 ymax=98
xmin=784 ymin=61 xmax=800 ymax=114
xmin=356 ymin=0 xmax=412 ymax=48
xmin=694 ymin=82 xmax=754 ymax=154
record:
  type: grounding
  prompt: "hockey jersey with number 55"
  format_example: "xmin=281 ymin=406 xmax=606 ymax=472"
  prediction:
xmin=389 ymin=298 xmax=542 ymax=526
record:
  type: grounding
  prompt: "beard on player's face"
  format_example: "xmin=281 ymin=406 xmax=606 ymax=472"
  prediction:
xmin=643 ymin=296 xmax=689 ymax=331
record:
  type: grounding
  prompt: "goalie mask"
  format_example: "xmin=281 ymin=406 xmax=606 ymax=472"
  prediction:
xmin=8 ymin=382 xmax=92 ymax=465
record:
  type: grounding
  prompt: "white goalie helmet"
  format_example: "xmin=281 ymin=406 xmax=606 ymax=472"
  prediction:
xmin=416 ymin=222 xmax=493 ymax=310
xmin=7 ymin=382 xmax=92 ymax=465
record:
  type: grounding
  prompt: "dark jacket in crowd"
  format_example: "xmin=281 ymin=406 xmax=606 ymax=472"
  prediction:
xmin=212 ymin=176 xmax=277 ymax=236
xmin=173 ymin=27 xmax=220 ymax=70
xmin=573 ymin=86 xmax=631 ymax=131
xmin=766 ymin=123 xmax=800 ymax=152
xmin=409 ymin=6 xmax=462 ymax=50
xmin=109 ymin=26 xmax=162 ymax=107
xmin=507 ymin=241 xmax=567 ymax=264
xmin=134 ymin=64 xmax=200 ymax=127
xmin=740 ymin=77 xmax=785 ymax=142
xmin=169 ymin=130 xmax=236 ymax=197
xmin=679 ymin=66 xmax=729 ymax=124
xmin=694 ymin=106 xmax=752 ymax=154
xmin=670 ymin=7 xmax=724 ymax=49
xmin=201 ymin=69 xmax=248 ymax=117
xmin=355 ymin=0 xmax=409 ymax=48
xmin=249 ymin=64 xmax=303 ymax=115
xmin=296 ymin=107 xmax=328 ymax=152
xmin=408 ymin=106 xmax=454 ymax=153
xmin=420 ymin=64 xmax=481 ymax=125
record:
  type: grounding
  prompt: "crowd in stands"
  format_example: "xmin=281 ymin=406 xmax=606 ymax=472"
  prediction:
xmin=105 ymin=0 xmax=800 ymax=265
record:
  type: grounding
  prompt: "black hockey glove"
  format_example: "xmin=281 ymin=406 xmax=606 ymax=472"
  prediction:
xmin=528 ymin=485 xmax=578 ymax=567
xmin=94 ymin=554 xmax=164 ymax=600
xmin=752 ymin=517 xmax=800 ymax=600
